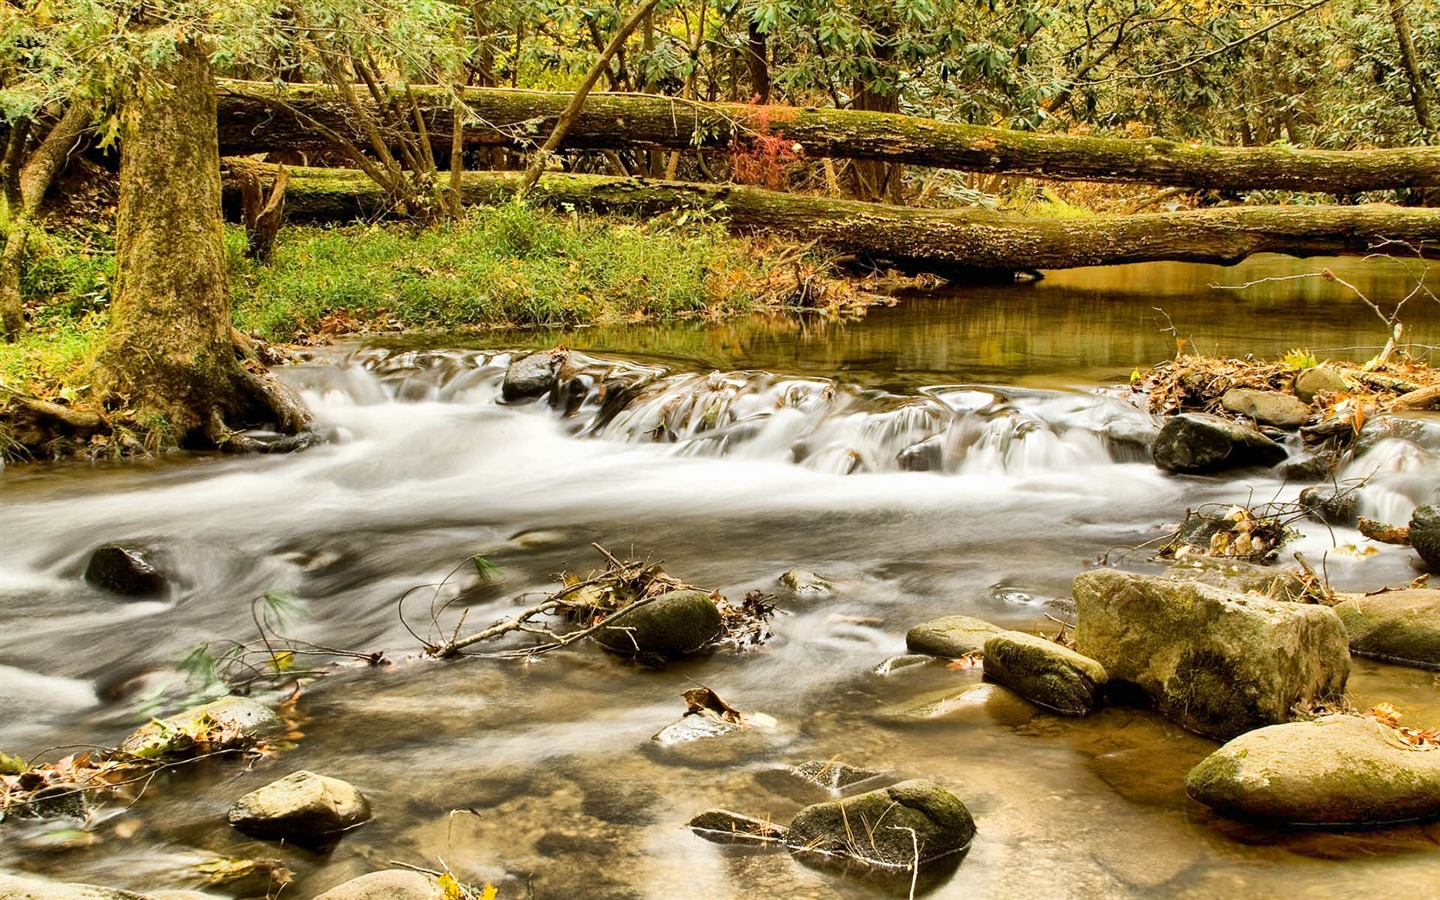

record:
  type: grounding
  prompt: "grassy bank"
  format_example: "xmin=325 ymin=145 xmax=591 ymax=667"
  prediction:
xmin=2 ymin=203 xmax=863 ymax=398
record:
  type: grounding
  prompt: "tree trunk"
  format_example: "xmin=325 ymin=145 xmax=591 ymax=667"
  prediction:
xmin=1388 ymin=0 xmax=1435 ymax=139
xmin=225 ymin=162 xmax=1440 ymax=277
xmin=746 ymin=23 xmax=770 ymax=104
xmin=215 ymin=82 xmax=1440 ymax=193
xmin=96 ymin=40 xmax=310 ymax=450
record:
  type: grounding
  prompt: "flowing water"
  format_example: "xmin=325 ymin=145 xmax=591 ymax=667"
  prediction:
xmin=3 ymin=255 xmax=1440 ymax=898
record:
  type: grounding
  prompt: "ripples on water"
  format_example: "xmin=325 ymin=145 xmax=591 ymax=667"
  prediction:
xmin=2 ymin=257 xmax=1439 ymax=897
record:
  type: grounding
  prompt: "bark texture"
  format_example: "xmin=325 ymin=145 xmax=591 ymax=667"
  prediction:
xmin=224 ymin=161 xmax=1440 ymax=277
xmin=215 ymin=82 xmax=1440 ymax=193
xmin=97 ymin=42 xmax=310 ymax=449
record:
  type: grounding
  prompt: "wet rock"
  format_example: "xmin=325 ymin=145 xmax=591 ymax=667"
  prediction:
xmin=1152 ymin=413 xmax=1288 ymax=474
xmin=982 ymin=632 xmax=1107 ymax=716
xmin=789 ymin=760 xmax=883 ymax=794
xmin=0 ymin=874 xmax=149 ymax=899
xmin=897 ymin=435 xmax=943 ymax=471
xmin=1162 ymin=558 xmax=1310 ymax=602
xmin=1221 ymin=388 xmax=1310 ymax=428
xmin=870 ymin=654 xmax=937 ymax=677
xmin=1298 ymin=485 xmax=1359 ymax=526
xmin=647 ymin=712 xmax=778 ymax=768
xmin=1332 ymin=589 xmax=1440 ymax=669
xmin=119 ymin=696 xmax=282 ymax=759
xmin=227 ymin=770 xmax=371 ymax=847
xmin=780 ymin=569 xmax=832 ymax=594
xmin=787 ymin=779 xmax=975 ymax=868
xmin=1293 ymin=366 xmax=1351 ymax=403
xmin=688 ymin=809 xmax=789 ymax=844
xmin=14 ymin=782 xmax=89 ymax=819
xmin=652 ymin=712 xmax=741 ymax=745
xmin=1410 ymin=505 xmax=1440 ymax=572
xmin=1074 ymin=569 xmax=1349 ymax=740
xmin=905 ymin=615 xmax=1004 ymax=659
xmin=1276 ymin=449 xmax=1339 ymax=482
xmin=313 ymin=871 xmax=445 ymax=900
xmin=592 ymin=589 xmax=721 ymax=660
xmin=873 ymin=683 xmax=1036 ymax=727
xmin=501 ymin=349 xmax=566 ymax=402
xmin=1185 ymin=714 xmax=1440 ymax=826
xmin=84 ymin=544 xmax=166 ymax=597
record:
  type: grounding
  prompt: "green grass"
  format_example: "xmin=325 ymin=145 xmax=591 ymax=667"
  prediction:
xmin=3 ymin=204 xmax=812 ymax=395
xmin=230 ymin=203 xmax=774 ymax=341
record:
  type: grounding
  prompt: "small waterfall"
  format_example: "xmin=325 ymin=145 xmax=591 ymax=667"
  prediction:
xmin=284 ymin=348 xmax=1165 ymax=477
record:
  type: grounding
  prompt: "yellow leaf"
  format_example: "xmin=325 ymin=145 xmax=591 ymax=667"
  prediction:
xmin=439 ymin=873 xmax=463 ymax=900
xmin=481 ymin=884 xmax=499 ymax=900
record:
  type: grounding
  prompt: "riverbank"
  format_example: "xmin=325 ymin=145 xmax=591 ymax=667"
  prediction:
xmin=1 ymin=205 xmax=883 ymax=461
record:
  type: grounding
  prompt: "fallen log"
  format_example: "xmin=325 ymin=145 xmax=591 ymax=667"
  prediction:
xmin=215 ymin=82 xmax=1440 ymax=194
xmin=222 ymin=161 xmax=1440 ymax=277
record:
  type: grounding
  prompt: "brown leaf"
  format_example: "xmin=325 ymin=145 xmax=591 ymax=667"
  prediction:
xmin=684 ymin=687 xmax=742 ymax=724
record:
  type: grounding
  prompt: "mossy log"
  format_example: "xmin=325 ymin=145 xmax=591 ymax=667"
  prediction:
xmin=216 ymin=81 xmax=1440 ymax=193
xmin=222 ymin=161 xmax=1440 ymax=277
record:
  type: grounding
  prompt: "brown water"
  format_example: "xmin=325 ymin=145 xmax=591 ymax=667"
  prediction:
xmin=2 ymin=255 xmax=1438 ymax=898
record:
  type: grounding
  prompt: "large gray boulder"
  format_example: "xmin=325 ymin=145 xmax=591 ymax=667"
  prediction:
xmin=119 ymin=696 xmax=282 ymax=759
xmin=905 ymin=615 xmax=1004 ymax=658
xmin=1074 ymin=569 xmax=1349 ymax=739
xmin=982 ymin=631 xmax=1107 ymax=716
xmin=592 ymin=589 xmax=721 ymax=660
xmin=1152 ymin=413 xmax=1288 ymax=474
xmin=313 ymin=871 xmax=445 ymax=900
xmin=1220 ymin=388 xmax=1310 ymax=428
xmin=1185 ymin=714 xmax=1440 ymax=826
xmin=227 ymin=770 xmax=371 ymax=847
xmin=787 ymin=779 xmax=975 ymax=868
xmin=1332 ymin=588 xmax=1439 ymax=669
xmin=1410 ymin=505 xmax=1440 ymax=572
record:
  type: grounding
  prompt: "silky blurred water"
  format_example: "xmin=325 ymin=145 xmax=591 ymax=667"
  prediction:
xmin=1 ymin=255 xmax=1438 ymax=897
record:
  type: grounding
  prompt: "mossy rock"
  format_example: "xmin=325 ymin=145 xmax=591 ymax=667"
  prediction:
xmin=787 ymin=778 xmax=975 ymax=868
xmin=982 ymin=631 xmax=1107 ymax=716
xmin=119 ymin=696 xmax=282 ymax=759
xmin=1074 ymin=568 xmax=1349 ymax=740
xmin=1410 ymin=505 xmax=1440 ymax=573
xmin=1152 ymin=413 xmax=1288 ymax=474
xmin=1332 ymin=588 xmax=1439 ymax=669
xmin=592 ymin=589 xmax=722 ymax=660
xmin=905 ymin=614 xmax=1004 ymax=658
xmin=1185 ymin=715 xmax=1440 ymax=826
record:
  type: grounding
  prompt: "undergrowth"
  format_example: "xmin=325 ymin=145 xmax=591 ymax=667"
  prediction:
xmin=2 ymin=204 xmax=860 ymax=397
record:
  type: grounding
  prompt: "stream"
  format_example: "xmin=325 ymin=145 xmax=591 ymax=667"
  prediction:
xmin=2 ymin=254 xmax=1439 ymax=897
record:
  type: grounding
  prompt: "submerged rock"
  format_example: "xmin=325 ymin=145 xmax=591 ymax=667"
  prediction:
xmin=873 ymin=683 xmax=1036 ymax=727
xmin=313 ymin=871 xmax=445 ymax=900
xmin=228 ymin=770 xmax=371 ymax=847
xmin=688 ymin=809 xmax=789 ymax=844
xmin=1220 ymin=388 xmax=1310 ymax=428
xmin=501 ymin=349 xmax=566 ymax=402
xmin=1410 ymin=505 xmax=1440 ymax=572
xmin=1074 ymin=569 xmax=1349 ymax=740
xmin=1152 ymin=413 xmax=1288 ymax=474
xmin=1185 ymin=714 xmax=1440 ymax=826
xmin=981 ymin=632 xmax=1107 ymax=716
xmin=119 ymin=696 xmax=282 ymax=759
xmin=12 ymin=782 xmax=89 ymax=819
xmin=1332 ymin=589 xmax=1440 ymax=669
xmin=905 ymin=615 xmax=1004 ymax=659
xmin=84 ymin=544 xmax=166 ymax=597
xmin=780 ymin=569 xmax=833 ymax=595
xmin=592 ymin=589 xmax=722 ymax=660
xmin=787 ymin=779 xmax=975 ymax=868
xmin=788 ymin=759 xmax=883 ymax=794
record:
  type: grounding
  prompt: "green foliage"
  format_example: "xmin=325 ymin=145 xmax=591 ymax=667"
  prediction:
xmin=230 ymin=205 xmax=770 ymax=339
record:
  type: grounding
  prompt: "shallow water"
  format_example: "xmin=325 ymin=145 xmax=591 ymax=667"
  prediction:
xmin=2 ymin=255 xmax=1439 ymax=897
